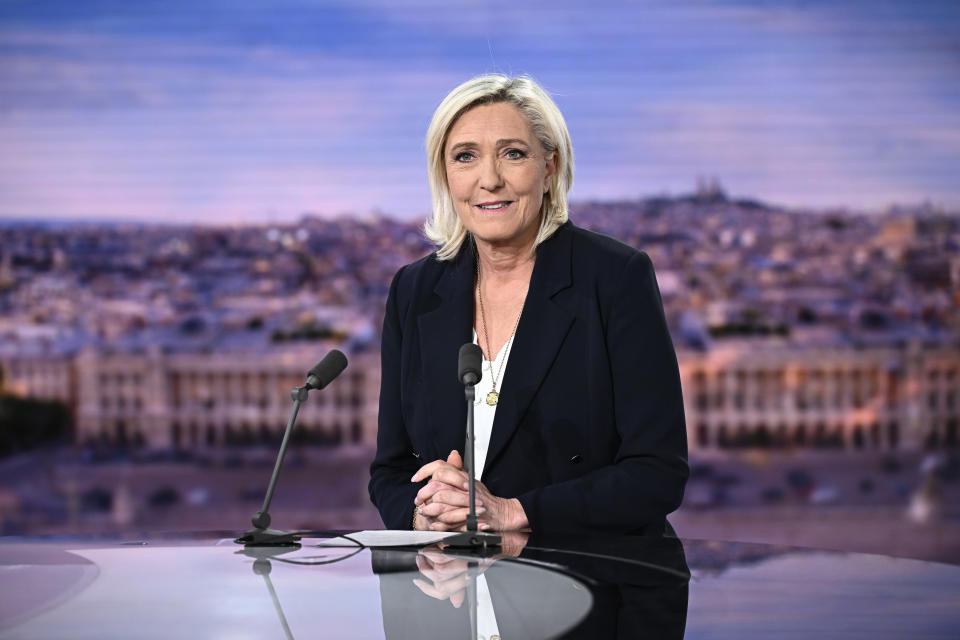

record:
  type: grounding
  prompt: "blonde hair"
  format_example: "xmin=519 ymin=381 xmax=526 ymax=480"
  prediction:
xmin=424 ymin=74 xmax=574 ymax=260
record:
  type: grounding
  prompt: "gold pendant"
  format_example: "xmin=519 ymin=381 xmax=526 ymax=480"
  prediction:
xmin=485 ymin=390 xmax=499 ymax=406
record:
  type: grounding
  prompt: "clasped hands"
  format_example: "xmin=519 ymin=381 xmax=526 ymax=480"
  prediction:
xmin=410 ymin=450 xmax=528 ymax=532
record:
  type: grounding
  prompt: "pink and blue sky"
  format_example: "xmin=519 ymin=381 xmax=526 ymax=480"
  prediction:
xmin=1 ymin=0 xmax=958 ymax=223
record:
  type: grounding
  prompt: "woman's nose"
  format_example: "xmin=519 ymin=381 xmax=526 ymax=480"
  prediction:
xmin=478 ymin=156 xmax=504 ymax=191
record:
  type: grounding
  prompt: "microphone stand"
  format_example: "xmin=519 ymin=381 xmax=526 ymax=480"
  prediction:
xmin=234 ymin=385 xmax=310 ymax=547
xmin=444 ymin=379 xmax=501 ymax=550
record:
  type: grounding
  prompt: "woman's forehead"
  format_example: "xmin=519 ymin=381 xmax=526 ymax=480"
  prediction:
xmin=446 ymin=102 xmax=535 ymax=147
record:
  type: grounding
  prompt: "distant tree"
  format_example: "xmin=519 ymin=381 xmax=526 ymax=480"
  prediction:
xmin=0 ymin=394 xmax=72 ymax=458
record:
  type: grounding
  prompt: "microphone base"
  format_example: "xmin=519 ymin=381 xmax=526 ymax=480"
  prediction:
xmin=235 ymin=527 xmax=302 ymax=547
xmin=442 ymin=530 xmax=502 ymax=550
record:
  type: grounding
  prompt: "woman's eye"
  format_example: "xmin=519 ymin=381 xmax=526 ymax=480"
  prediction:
xmin=453 ymin=151 xmax=475 ymax=162
xmin=504 ymin=148 xmax=527 ymax=160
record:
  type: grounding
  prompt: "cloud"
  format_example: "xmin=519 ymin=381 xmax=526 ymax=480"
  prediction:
xmin=1 ymin=1 xmax=958 ymax=221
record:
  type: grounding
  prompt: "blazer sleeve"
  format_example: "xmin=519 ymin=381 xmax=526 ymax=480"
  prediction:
xmin=516 ymin=251 xmax=689 ymax=532
xmin=368 ymin=266 xmax=424 ymax=529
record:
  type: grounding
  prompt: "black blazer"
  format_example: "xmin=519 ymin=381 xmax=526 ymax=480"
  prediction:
xmin=369 ymin=221 xmax=688 ymax=532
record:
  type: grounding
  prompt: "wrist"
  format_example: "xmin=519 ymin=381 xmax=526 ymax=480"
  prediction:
xmin=504 ymin=498 xmax=529 ymax=530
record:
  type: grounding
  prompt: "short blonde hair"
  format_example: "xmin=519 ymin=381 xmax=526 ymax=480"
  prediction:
xmin=424 ymin=74 xmax=574 ymax=260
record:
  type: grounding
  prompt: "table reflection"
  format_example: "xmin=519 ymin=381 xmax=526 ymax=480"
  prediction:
xmin=373 ymin=532 xmax=689 ymax=639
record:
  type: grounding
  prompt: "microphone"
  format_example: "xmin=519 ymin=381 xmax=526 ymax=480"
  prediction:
xmin=445 ymin=342 xmax=501 ymax=550
xmin=235 ymin=350 xmax=349 ymax=547
xmin=458 ymin=343 xmax=482 ymax=386
xmin=306 ymin=349 xmax=348 ymax=390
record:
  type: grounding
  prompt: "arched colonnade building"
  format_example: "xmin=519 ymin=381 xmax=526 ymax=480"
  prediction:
xmin=678 ymin=341 xmax=960 ymax=452
xmin=4 ymin=340 xmax=957 ymax=454
xmin=71 ymin=345 xmax=380 ymax=450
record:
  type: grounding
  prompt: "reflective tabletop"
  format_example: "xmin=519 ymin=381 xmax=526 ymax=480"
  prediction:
xmin=1 ymin=531 xmax=958 ymax=639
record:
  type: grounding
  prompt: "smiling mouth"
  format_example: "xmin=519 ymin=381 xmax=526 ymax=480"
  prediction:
xmin=475 ymin=201 xmax=513 ymax=211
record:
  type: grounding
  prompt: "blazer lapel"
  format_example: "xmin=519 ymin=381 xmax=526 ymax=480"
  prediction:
xmin=484 ymin=224 xmax=575 ymax=474
xmin=416 ymin=246 xmax=476 ymax=460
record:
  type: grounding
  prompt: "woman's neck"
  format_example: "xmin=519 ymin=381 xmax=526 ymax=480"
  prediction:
xmin=474 ymin=236 xmax=536 ymax=285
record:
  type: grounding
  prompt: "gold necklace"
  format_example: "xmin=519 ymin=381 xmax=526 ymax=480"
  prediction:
xmin=476 ymin=260 xmax=526 ymax=406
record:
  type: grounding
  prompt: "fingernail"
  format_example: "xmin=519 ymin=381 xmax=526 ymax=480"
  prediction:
xmin=417 ymin=506 xmax=424 ymax=515
xmin=480 ymin=523 xmax=490 ymax=530
xmin=476 ymin=507 xmax=486 ymax=514
xmin=462 ymin=482 xmax=469 ymax=490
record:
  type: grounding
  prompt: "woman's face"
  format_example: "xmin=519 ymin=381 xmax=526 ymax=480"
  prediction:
xmin=444 ymin=102 xmax=556 ymax=250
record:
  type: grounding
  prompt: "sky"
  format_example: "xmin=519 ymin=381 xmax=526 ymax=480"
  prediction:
xmin=0 ymin=0 xmax=958 ymax=223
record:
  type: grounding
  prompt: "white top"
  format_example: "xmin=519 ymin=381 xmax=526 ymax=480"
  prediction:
xmin=470 ymin=329 xmax=515 ymax=480
xmin=471 ymin=333 xmax=510 ymax=640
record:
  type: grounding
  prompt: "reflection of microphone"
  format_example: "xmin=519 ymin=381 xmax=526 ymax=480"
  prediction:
xmin=446 ymin=343 xmax=501 ymax=550
xmin=235 ymin=350 xmax=349 ymax=547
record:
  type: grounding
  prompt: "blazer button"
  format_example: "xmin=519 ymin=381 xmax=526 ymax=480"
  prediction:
xmin=569 ymin=454 xmax=582 ymax=464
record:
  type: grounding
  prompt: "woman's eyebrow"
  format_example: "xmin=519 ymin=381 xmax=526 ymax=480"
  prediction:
xmin=448 ymin=138 xmax=531 ymax=153
xmin=448 ymin=141 xmax=477 ymax=153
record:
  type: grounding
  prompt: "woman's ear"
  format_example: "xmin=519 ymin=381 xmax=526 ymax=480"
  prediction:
xmin=543 ymin=152 xmax=557 ymax=193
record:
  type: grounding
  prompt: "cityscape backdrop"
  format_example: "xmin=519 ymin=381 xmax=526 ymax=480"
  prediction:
xmin=1 ymin=1 xmax=959 ymax=562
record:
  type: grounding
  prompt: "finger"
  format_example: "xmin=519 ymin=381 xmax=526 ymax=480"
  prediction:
xmin=414 ymin=575 xmax=469 ymax=604
xmin=411 ymin=459 xmax=452 ymax=483
xmin=418 ymin=501 xmax=463 ymax=518
xmin=421 ymin=556 xmax=469 ymax=577
xmin=430 ymin=466 xmax=470 ymax=489
xmin=432 ymin=489 xmax=484 ymax=509
xmin=437 ymin=507 xmax=476 ymax=525
xmin=420 ymin=550 xmax=463 ymax=567
xmin=415 ymin=479 xmax=465 ymax=506
xmin=446 ymin=450 xmax=463 ymax=469
xmin=450 ymin=589 xmax=465 ymax=608
xmin=416 ymin=554 xmax=434 ymax=573
xmin=432 ymin=573 xmax=471 ymax=597
xmin=413 ymin=480 xmax=472 ymax=505
xmin=412 ymin=578 xmax=448 ymax=601
xmin=411 ymin=460 xmax=465 ymax=486
xmin=419 ymin=563 xmax=467 ymax=585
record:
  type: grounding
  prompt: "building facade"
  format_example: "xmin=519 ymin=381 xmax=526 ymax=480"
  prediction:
xmin=69 ymin=345 xmax=380 ymax=449
xmin=679 ymin=341 xmax=960 ymax=452
xmin=3 ymin=341 xmax=958 ymax=453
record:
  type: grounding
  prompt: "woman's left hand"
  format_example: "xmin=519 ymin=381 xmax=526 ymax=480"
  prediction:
xmin=411 ymin=453 xmax=529 ymax=531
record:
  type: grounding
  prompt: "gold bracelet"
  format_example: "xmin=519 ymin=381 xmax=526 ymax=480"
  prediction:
xmin=411 ymin=505 xmax=418 ymax=530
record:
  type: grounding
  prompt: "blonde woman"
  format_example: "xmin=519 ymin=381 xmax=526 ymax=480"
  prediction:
xmin=369 ymin=74 xmax=688 ymax=534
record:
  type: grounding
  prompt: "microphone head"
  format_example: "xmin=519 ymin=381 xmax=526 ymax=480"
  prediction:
xmin=305 ymin=349 xmax=348 ymax=390
xmin=458 ymin=343 xmax=483 ymax=386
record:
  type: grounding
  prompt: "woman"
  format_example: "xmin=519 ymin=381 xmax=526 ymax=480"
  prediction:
xmin=369 ymin=74 xmax=688 ymax=533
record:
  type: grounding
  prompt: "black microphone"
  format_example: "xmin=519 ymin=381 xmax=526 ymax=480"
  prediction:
xmin=445 ymin=342 xmax=500 ymax=550
xmin=306 ymin=349 xmax=348 ymax=390
xmin=235 ymin=350 xmax=348 ymax=547
xmin=458 ymin=343 xmax=482 ymax=386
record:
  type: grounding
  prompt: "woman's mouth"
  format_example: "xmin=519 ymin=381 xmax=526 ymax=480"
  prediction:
xmin=475 ymin=201 xmax=513 ymax=211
